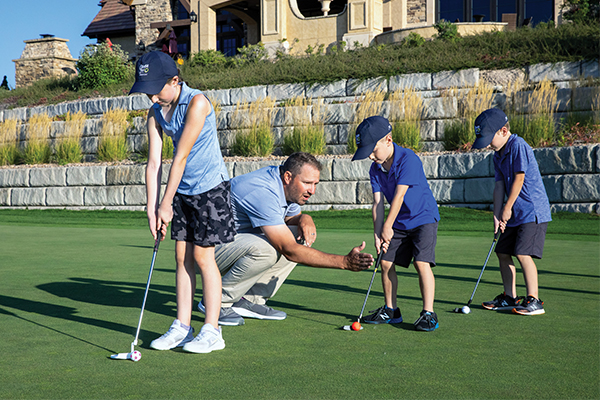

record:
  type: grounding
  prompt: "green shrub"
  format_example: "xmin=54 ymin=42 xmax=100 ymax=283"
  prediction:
xmin=162 ymin=135 xmax=174 ymax=159
xmin=97 ymin=109 xmax=129 ymax=162
xmin=282 ymin=126 xmax=326 ymax=155
xmin=510 ymin=114 xmax=556 ymax=148
xmin=434 ymin=20 xmax=461 ymax=42
xmin=0 ymin=119 xmax=20 ymax=166
xmin=76 ymin=42 xmax=133 ymax=90
xmin=562 ymin=0 xmax=600 ymax=24
xmin=189 ymin=49 xmax=227 ymax=68
xmin=231 ymin=125 xmax=274 ymax=157
xmin=403 ymin=32 xmax=426 ymax=48
xmin=442 ymin=119 xmax=475 ymax=151
xmin=392 ymin=121 xmax=422 ymax=152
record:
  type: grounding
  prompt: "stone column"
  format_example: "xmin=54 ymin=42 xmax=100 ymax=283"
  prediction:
xmin=342 ymin=0 xmax=383 ymax=47
xmin=12 ymin=37 xmax=77 ymax=88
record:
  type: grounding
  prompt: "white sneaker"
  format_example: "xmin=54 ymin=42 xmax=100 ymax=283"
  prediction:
xmin=150 ymin=319 xmax=194 ymax=350
xmin=182 ymin=323 xmax=225 ymax=353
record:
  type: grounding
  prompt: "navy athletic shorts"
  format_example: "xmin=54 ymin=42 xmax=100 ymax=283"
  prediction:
xmin=171 ymin=180 xmax=236 ymax=247
xmin=495 ymin=222 xmax=547 ymax=259
xmin=382 ymin=222 xmax=438 ymax=268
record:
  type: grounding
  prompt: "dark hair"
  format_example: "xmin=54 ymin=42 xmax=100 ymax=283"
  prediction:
xmin=504 ymin=121 xmax=510 ymax=131
xmin=280 ymin=152 xmax=322 ymax=176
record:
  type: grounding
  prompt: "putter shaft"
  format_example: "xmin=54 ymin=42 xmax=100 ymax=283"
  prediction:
xmin=466 ymin=231 xmax=500 ymax=307
xmin=357 ymin=252 xmax=384 ymax=321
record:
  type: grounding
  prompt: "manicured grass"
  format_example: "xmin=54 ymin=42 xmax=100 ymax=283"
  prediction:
xmin=0 ymin=209 xmax=598 ymax=399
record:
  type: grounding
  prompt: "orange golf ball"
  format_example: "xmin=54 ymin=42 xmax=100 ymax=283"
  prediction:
xmin=351 ymin=321 xmax=361 ymax=331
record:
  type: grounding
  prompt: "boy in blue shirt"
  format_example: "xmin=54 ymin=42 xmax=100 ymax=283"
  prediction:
xmin=352 ymin=116 xmax=440 ymax=331
xmin=472 ymin=108 xmax=551 ymax=315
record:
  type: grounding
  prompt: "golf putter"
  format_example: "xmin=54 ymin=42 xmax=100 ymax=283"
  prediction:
xmin=111 ymin=229 xmax=163 ymax=362
xmin=454 ymin=231 xmax=500 ymax=313
xmin=342 ymin=251 xmax=384 ymax=331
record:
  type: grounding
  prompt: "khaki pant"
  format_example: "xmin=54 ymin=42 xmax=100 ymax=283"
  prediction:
xmin=214 ymin=226 xmax=298 ymax=307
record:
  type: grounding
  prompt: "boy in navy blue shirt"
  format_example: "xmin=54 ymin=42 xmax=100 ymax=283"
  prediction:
xmin=472 ymin=108 xmax=551 ymax=315
xmin=352 ymin=116 xmax=440 ymax=331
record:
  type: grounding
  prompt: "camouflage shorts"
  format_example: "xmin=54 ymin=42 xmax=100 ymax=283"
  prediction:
xmin=171 ymin=181 xmax=236 ymax=247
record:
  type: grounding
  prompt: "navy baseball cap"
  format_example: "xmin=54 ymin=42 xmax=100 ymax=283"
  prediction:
xmin=472 ymin=108 xmax=509 ymax=149
xmin=129 ymin=51 xmax=178 ymax=95
xmin=351 ymin=116 xmax=393 ymax=161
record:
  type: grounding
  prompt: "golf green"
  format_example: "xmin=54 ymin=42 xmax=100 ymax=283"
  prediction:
xmin=0 ymin=209 xmax=598 ymax=399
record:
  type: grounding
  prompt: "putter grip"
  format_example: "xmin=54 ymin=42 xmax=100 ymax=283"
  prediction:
xmin=154 ymin=229 xmax=163 ymax=252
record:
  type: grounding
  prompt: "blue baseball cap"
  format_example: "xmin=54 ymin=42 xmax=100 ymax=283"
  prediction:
xmin=129 ymin=51 xmax=178 ymax=95
xmin=351 ymin=116 xmax=393 ymax=161
xmin=472 ymin=108 xmax=509 ymax=149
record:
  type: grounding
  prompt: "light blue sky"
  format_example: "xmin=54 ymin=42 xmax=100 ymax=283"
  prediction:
xmin=0 ymin=1 xmax=101 ymax=89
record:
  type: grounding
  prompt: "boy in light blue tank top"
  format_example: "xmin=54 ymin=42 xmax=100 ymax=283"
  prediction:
xmin=130 ymin=51 xmax=235 ymax=353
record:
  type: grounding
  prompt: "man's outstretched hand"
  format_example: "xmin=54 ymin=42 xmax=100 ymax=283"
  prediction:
xmin=343 ymin=241 xmax=374 ymax=271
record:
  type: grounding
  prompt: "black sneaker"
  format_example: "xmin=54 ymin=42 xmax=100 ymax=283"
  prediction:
xmin=362 ymin=305 xmax=403 ymax=324
xmin=513 ymin=296 xmax=545 ymax=315
xmin=482 ymin=292 xmax=521 ymax=310
xmin=414 ymin=310 xmax=439 ymax=331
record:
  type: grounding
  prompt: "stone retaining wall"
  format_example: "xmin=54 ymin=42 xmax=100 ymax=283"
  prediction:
xmin=1 ymin=144 xmax=598 ymax=213
xmin=1 ymin=60 xmax=598 ymax=160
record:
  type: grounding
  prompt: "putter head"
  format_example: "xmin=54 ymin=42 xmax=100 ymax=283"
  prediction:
xmin=341 ymin=325 xmax=364 ymax=331
xmin=453 ymin=307 xmax=462 ymax=313
xmin=110 ymin=351 xmax=141 ymax=362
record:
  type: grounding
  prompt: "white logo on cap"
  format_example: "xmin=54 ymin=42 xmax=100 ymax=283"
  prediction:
xmin=139 ymin=64 xmax=150 ymax=77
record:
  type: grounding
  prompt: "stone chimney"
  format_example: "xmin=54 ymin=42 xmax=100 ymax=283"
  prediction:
xmin=12 ymin=35 xmax=78 ymax=88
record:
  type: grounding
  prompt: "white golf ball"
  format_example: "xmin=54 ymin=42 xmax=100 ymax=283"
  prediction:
xmin=462 ymin=306 xmax=471 ymax=314
xmin=130 ymin=350 xmax=142 ymax=362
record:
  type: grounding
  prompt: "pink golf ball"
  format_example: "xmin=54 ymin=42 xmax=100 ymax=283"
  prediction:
xmin=130 ymin=350 xmax=142 ymax=362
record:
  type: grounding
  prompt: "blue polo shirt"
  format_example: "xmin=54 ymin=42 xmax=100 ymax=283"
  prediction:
xmin=231 ymin=166 xmax=301 ymax=234
xmin=494 ymin=134 xmax=551 ymax=226
xmin=370 ymin=143 xmax=440 ymax=230
xmin=152 ymin=82 xmax=229 ymax=195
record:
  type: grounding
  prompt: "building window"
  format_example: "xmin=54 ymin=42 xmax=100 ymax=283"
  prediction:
xmin=216 ymin=10 xmax=246 ymax=57
xmin=437 ymin=0 xmax=554 ymax=24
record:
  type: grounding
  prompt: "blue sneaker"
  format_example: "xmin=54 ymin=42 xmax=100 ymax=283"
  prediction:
xmin=414 ymin=310 xmax=439 ymax=331
xmin=362 ymin=305 xmax=403 ymax=324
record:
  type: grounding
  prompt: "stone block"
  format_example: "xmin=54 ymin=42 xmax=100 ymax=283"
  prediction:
xmin=556 ymin=88 xmax=572 ymax=112
xmin=332 ymin=158 xmax=371 ymax=181
xmin=224 ymin=162 xmax=234 ymax=179
xmin=543 ymin=175 xmax=563 ymax=203
xmin=347 ymin=77 xmax=388 ymax=96
xmin=215 ymin=112 xmax=228 ymax=130
xmin=107 ymin=165 xmax=146 ymax=185
xmin=64 ymin=101 xmax=83 ymax=115
xmin=106 ymin=96 xmax=132 ymax=111
xmin=464 ymin=177 xmax=495 ymax=203
xmin=204 ymin=89 xmax=231 ymax=106
xmin=420 ymin=154 xmax=438 ymax=178
xmin=233 ymin=160 xmax=282 ymax=177
xmin=322 ymin=103 xmax=355 ymax=125
xmin=338 ymin=124 xmax=351 ymax=145
xmin=84 ymin=186 xmax=125 ymax=206
xmin=124 ymin=185 xmax=146 ymax=205
xmin=267 ymin=83 xmax=305 ymax=101
xmin=551 ymin=203 xmax=595 ymax=213
xmin=230 ymin=85 xmax=268 ymax=104
xmin=46 ymin=187 xmax=84 ymax=206
xmin=562 ymin=174 xmax=600 ymax=202
xmin=582 ymin=59 xmax=599 ymax=79
xmin=83 ymin=119 xmax=101 ymax=137
xmin=0 ymin=188 xmax=10 ymax=205
xmin=535 ymin=146 xmax=593 ymax=174
xmin=30 ymin=168 xmax=67 ymax=187
xmin=430 ymin=179 xmax=464 ymax=203
xmin=81 ymin=136 xmax=99 ymax=155
xmin=127 ymin=134 xmax=146 ymax=153
xmin=0 ymin=168 xmax=29 ymax=187
xmin=595 ymin=145 xmax=600 ymax=173
xmin=389 ymin=72 xmax=432 ymax=92
xmin=572 ymin=87 xmax=599 ymax=111
xmin=419 ymin=120 xmax=436 ymax=141
xmin=356 ymin=181 xmax=373 ymax=204
xmin=421 ymin=141 xmax=445 ymax=153
xmin=3 ymin=107 xmax=27 ymax=121
xmin=324 ymin=125 xmax=337 ymax=144
xmin=82 ymin=98 xmax=108 ymax=115
xmin=218 ymin=129 xmax=237 ymax=150
xmin=422 ymin=97 xmax=457 ymax=119
xmin=327 ymin=144 xmax=347 ymax=155
xmin=66 ymin=165 xmax=106 ymax=186
xmin=161 ymin=164 xmax=172 ymax=184
xmin=306 ymin=81 xmax=347 ymax=98
xmin=438 ymin=152 xmax=492 ymax=178
xmin=528 ymin=61 xmax=580 ymax=82
xmin=432 ymin=68 xmax=479 ymax=89
xmin=11 ymin=187 xmax=45 ymax=206
xmin=128 ymin=117 xmax=146 ymax=135
xmin=317 ymin=158 xmax=333 ymax=181
xmin=490 ymin=93 xmax=507 ymax=110
xmin=309 ymin=181 xmax=356 ymax=204
xmin=131 ymin=95 xmax=153 ymax=110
